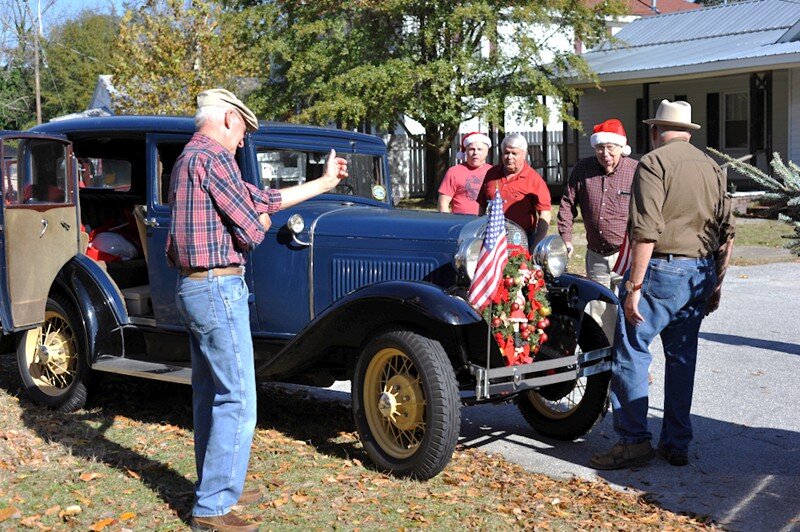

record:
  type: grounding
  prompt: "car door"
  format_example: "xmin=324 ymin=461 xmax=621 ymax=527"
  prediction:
xmin=0 ymin=133 xmax=79 ymax=330
xmin=144 ymin=133 xmax=191 ymax=331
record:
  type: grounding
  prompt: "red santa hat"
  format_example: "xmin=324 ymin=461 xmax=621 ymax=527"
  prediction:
xmin=456 ymin=131 xmax=492 ymax=161
xmin=590 ymin=119 xmax=632 ymax=157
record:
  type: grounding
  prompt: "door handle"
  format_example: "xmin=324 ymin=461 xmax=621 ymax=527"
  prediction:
xmin=144 ymin=218 xmax=159 ymax=228
xmin=39 ymin=219 xmax=48 ymax=238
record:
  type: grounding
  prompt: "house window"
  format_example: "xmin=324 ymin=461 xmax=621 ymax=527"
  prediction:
xmin=724 ymin=92 xmax=748 ymax=149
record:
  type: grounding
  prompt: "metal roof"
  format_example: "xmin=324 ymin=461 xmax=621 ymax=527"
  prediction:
xmin=576 ymin=0 xmax=800 ymax=85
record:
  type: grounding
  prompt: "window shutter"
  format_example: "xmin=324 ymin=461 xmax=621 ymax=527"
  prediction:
xmin=707 ymin=93 xmax=720 ymax=150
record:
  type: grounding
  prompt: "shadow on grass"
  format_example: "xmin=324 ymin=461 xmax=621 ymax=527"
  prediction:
xmin=0 ymin=354 xmax=368 ymax=520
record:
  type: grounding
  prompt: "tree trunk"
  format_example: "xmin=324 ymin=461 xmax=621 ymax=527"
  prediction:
xmin=424 ymin=128 xmax=455 ymax=204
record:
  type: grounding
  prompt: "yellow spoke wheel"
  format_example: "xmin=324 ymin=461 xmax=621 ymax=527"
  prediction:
xmin=353 ymin=329 xmax=460 ymax=479
xmin=16 ymin=295 xmax=88 ymax=411
xmin=363 ymin=347 xmax=426 ymax=459
xmin=517 ymin=316 xmax=611 ymax=440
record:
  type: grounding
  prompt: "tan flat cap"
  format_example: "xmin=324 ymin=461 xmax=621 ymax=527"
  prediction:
xmin=197 ymin=88 xmax=259 ymax=132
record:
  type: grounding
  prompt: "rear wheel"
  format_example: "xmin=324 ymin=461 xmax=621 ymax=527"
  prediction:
xmin=16 ymin=295 xmax=88 ymax=412
xmin=517 ymin=315 xmax=611 ymax=440
xmin=352 ymin=329 xmax=460 ymax=479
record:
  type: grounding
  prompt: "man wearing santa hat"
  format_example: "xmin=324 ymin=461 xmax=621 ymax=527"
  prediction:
xmin=438 ymin=131 xmax=492 ymax=215
xmin=557 ymin=118 xmax=637 ymax=344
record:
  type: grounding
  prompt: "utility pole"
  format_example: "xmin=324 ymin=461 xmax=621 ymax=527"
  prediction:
xmin=34 ymin=0 xmax=42 ymax=124
xmin=34 ymin=29 xmax=41 ymax=124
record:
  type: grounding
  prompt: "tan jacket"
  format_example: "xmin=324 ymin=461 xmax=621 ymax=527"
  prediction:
xmin=630 ymin=138 xmax=735 ymax=257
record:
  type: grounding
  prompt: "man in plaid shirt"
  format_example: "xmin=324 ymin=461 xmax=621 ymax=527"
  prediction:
xmin=168 ymin=89 xmax=347 ymax=532
xmin=557 ymin=118 xmax=637 ymax=343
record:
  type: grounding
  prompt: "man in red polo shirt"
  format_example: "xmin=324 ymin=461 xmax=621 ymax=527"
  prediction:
xmin=478 ymin=133 xmax=551 ymax=250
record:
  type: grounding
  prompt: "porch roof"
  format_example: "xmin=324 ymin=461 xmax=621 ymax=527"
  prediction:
xmin=574 ymin=0 xmax=800 ymax=86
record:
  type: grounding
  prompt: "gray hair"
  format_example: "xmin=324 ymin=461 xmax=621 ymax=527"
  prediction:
xmin=194 ymin=105 xmax=228 ymax=129
xmin=500 ymin=133 xmax=528 ymax=152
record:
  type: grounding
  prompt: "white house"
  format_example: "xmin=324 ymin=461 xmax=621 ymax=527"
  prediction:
xmin=571 ymin=0 xmax=800 ymax=189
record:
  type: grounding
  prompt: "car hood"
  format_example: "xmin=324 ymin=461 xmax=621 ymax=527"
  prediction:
xmin=307 ymin=204 xmax=481 ymax=243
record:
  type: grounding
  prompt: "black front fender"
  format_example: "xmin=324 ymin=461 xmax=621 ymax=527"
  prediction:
xmin=256 ymin=280 xmax=483 ymax=380
xmin=54 ymin=255 xmax=146 ymax=364
xmin=549 ymin=273 xmax=618 ymax=335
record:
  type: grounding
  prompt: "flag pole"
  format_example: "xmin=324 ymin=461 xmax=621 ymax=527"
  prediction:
xmin=484 ymin=302 xmax=491 ymax=399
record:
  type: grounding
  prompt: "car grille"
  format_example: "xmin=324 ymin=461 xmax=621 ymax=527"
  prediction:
xmin=331 ymin=257 xmax=437 ymax=300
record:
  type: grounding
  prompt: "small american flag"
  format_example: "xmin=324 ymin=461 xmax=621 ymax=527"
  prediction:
xmin=612 ymin=230 xmax=632 ymax=275
xmin=468 ymin=189 xmax=508 ymax=311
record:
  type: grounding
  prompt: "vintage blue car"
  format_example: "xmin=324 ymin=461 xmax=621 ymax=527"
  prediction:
xmin=0 ymin=117 xmax=615 ymax=479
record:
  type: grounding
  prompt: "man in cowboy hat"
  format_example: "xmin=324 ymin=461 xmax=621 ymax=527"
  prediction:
xmin=438 ymin=131 xmax=492 ymax=214
xmin=590 ymin=99 xmax=735 ymax=470
xmin=557 ymin=118 xmax=637 ymax=343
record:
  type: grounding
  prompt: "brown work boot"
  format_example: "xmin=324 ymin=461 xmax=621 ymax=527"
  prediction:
xmin=589 ymin=440 xmax=655 ymax=470
xmin=236 ymin=488 xmax=264 ymax=505
xmin=189 ymin=511 xmax=259 ymax=531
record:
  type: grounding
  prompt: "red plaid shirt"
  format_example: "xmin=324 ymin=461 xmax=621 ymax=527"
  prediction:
xmin=166 ymin=133 xmax=282 ymax=269
xmin=557 ymin=156 xmax=637 ymax=254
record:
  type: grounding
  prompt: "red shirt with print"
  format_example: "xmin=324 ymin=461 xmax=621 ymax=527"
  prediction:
xmin=478 ymin=163 xmax=551 ymax=232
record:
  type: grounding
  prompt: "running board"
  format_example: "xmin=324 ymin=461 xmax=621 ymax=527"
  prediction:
xmin=92 ymin=357 xmax=191 ymax=385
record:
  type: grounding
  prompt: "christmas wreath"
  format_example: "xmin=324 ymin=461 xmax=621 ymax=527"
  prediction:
xmin=481 ymin=245 xmax=552 ymax=366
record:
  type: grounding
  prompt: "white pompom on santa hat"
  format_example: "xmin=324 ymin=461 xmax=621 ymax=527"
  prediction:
xmin=456 ymin=131 xmax=492 ymax=161
xmin=590 ymin=118 xmax=632 ymax=157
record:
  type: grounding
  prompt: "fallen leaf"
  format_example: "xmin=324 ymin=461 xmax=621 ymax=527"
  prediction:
xmin=271 ymin=496 xmax=288 ymax=508
xmin=291 ymin=494 xmax=309 ymax=503
xmin=79 ymin=472 xmax=103 ymax=482
xmin=59 ymin=505 xmax=82 ymax=519
xmin=119 ymin=512 xmax=136 ymax=520
xmin=0 ymin=507 xmax=20 ymax=522
xmin=125 ymin=470 xmax=141 ymax=480
xmin=44 ymin=505 xmax=61 ymax=516
xmin=88 ymin=517 xmax=116 ymax=531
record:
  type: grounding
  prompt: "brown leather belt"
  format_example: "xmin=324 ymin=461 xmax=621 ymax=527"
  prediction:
xmin=179 ymin=266 xmax=244 ymax=279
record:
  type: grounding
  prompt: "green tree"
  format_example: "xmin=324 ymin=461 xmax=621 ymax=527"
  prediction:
xmin=226 ymin=0 xmax=625 ymax=200
xmin=0 ymin=61 xmax=33 ymax=129
xmin=112 ymin=0 xmax=253 ymax=115
xmin=709 ymin=148 xmax=800 ymax=256
xmin=40 ymin=12 xmax=118 ymax=119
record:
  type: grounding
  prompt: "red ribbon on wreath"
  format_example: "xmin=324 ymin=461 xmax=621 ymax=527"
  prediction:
xmin=481 ymin=245 xmax=552 ymax=366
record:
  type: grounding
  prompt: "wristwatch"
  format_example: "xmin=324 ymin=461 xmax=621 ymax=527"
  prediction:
xmin=625 ymin=280 xmax=643 ymax=292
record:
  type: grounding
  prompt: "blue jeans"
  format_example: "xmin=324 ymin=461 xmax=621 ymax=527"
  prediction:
xmin=611 ymin=255 xmax=716 ymax=453
xmin=176 ymin=270 xmax=256 ymax=518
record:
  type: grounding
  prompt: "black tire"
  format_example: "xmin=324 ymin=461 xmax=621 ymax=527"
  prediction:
xmin=517 ymin=315 xmax=611 ymax=440
xmin=352 ymin=329 xmax=460 ymax=479
xmin=16 ymin=294 xmax=89 ymax=412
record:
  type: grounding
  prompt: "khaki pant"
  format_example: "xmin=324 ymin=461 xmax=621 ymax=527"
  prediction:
xmin=585 ymin=248 xmax=623 ymax=344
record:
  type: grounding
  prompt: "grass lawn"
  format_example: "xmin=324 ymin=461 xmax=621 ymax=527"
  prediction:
xmin=0 ymin=356 xmax=716 ymax=530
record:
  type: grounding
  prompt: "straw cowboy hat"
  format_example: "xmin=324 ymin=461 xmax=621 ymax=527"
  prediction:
xmin=643 ymin=99 xmax=700 ymax=130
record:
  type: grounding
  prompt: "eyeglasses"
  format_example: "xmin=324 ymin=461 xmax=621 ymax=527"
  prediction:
xmin=594 ymin=144 xmax=621 ymax=154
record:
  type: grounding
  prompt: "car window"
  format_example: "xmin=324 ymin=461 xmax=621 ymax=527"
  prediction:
xmin=78 ymin=157 xmax=132 ymax=192
xmin=3 ymin=159 xmax=18 ymax=205
xmin=155 ymin=142 xmax=189 ymax=205
xmin=256 ymin=147 xmax=387 ymax=202
xmin=5 ymin=138 xmax=70 ymax=205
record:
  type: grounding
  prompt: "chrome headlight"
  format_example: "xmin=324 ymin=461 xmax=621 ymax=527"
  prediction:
xmin=533 ymin=235 xmax=568 ymax=278
xmin=286 ymin=214 xmax=310 ymax=247
xmin=287 ymin=213 xmax=305 ymax=234
xmin=454 ymin=236 xmax=483 ymax=281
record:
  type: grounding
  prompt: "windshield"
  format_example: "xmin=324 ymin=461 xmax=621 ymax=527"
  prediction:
xmin=255 ymin=147 xmax=388 ymax=203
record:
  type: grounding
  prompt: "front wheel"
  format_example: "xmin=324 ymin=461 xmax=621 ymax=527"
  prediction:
xmin=352 ymin=329 xmax=460 ymax=479
xmin=16 ymin=295 xmax=89 ymax=412
xmin=517 ymin=315 xmax=611 ymax=440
